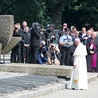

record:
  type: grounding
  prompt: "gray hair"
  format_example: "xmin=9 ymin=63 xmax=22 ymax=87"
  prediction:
xmin=75 ymin=38 xmax=80 ymax=42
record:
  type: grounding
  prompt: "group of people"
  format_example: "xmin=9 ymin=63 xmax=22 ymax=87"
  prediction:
xmin=10 ymin=21 xmax=98 ymax=90
xmin=59 ymin=23 xmax=98 ymax=73
xmin=10 ymin=21 xmax=98 ymax=73
xmin=11 ymin=21 xmax=60 ymax=65
xmin=58 ymin=23 xmax=98 ymax=90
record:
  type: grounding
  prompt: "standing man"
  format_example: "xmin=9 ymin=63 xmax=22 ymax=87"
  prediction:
xmin=62 ymin=23 xmax=68 ymax=31
xmin=86 ymin=32 xmax=98 ymax=72
xmin=79 ymin=27 xmax=87 ymax=45
xmin=59 ymin=29 xmax=73 ymax=65
xmin=69 ymin=38 xmax=88 ymax=90
xmin=44 ymin=24 xmax=56 ymax=46
xmin=30 ymin=22 xmax=41 ymax=64
xmin=20 ymin=21 xmax=28 ymax=63
xmin=23 ymin=26 xmax=31 ymax=63
xmin=11 ymin=23 xmax=21 ymax=63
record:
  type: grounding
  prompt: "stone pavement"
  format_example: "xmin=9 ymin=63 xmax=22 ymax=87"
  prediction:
xmin=36 ymin=77 xmax=98 ymax=98
xmin=0 ymin=72 xmax=97 ymax=98
xmin=0 ymin=72 xmax=65 ymax=98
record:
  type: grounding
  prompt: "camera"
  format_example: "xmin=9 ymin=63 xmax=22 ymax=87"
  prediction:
xmin=41 ymin=44 xmax=45 ymax=48
xmin=40 ymin=45 xmax=45 ymax=50
xmin=14 ymin=27 xmax=18 ymax=30
xmin=50 ymin=44 xmax=55 ymax=49
xmin=51 ymin=45 xmax=54 ymax=48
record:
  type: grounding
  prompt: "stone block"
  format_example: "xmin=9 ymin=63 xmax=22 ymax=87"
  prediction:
xmin=0 ymin=43 xmax=2 ymax=54
xmin=0 ymin=64 xmax=73 ymax=78
xmin=1 ymin=37 xmax=21 ymax=54
xmin=0 ymin=15 xmax=21 ymax=54
xmin=0 ymin=15 xmax=14 ymax=49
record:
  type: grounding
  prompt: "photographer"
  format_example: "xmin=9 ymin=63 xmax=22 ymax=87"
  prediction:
xmin=47 ymin=44 xmax=60 ymax=65
xmin=30 ymin=22 xmax=41 ymax=64
xmin=40 ymin=25 xmax=45 ymax=41
xmin=44 ymin=24 xmax=56 ymax=46
xmin=37 ymin=41 xmax=48 ymax=64
xmin=11 ymin=23 xmax=22 ymax=63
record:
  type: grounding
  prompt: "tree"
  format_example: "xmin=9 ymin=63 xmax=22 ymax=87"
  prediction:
xmin=2 ymin=0 xmax=98 ymax=30
xmin=45 ymin=0 xmax=77 ymax=28
xmin=0 ymin=0 xmax=77 ymax=28
xmin=62 ymin=0 xmax=98 ymax=30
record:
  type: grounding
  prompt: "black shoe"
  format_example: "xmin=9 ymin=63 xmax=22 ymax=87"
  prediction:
xmin=72 ymin=88 xmax=76 ymax=90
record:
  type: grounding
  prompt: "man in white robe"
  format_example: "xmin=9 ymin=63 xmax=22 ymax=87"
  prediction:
xmin=69 ymin=38 xmax=88 ymax=90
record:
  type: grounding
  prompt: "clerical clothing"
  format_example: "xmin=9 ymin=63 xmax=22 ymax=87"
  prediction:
xmin=69 ymin=43 xmax=88 ymax=90
xmin=86 ymin=37 xmax=98 ymax=72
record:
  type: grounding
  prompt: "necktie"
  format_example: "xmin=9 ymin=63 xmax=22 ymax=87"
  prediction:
xmin=67 ymin=35 xmax=69 ymax=42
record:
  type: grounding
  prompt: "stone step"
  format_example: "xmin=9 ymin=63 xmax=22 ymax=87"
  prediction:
xmin=0 ymin=63 xmax=73 ymax=77
xmin=0 ymin=72 xmax=97 ymax=98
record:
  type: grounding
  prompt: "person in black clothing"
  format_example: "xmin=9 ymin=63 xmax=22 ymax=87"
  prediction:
xmin=79 ymin=27 xmax=87 ymax=45
xmin=23 ymin=26 xmax=31 ymax=63
xmin=30 ymin=22 xmax=41 ymax=64
xmin=11 ymin=23 xmax=21 ymax=63
xmin=44 ymin=24 xmax=56 ymax=46
xmin=19 ymin=21 xmax=28 ymax=63
xmin=69 ymin=41 xmax=77 ymax=66
xmin=37 ymin=41 xmax=48 ymax=64
xmin=86 ymin=32 xmax=98 ymax=72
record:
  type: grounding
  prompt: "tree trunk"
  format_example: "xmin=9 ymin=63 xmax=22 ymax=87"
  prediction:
xmin=52 ymin=3 xmax=64 ymax=29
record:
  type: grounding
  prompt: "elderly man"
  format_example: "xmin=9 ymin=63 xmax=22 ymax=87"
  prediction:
xmin=69 ymin=38 xmax=88 ymax=90
xmin=86 ymin=32 xmax=98 ymax=72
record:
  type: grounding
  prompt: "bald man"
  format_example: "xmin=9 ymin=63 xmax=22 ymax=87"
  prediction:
xmin=86 ymin=32 xmax=98 ymax=72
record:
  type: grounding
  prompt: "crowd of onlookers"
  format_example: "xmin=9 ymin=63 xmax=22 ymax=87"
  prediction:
xmin=10 ymin=21 xmax=98 ymax=72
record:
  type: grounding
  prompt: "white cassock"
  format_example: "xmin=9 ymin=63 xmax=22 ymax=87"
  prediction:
xmin=69 ymin=43 xmax=88 ymax=90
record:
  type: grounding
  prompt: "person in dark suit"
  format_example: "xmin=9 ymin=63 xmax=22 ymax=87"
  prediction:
xmin=44 ymin=24 xmax=56 ymax=46
xmin=19 ymin=21 xmax=28 ymax=63
xmin=22 ymin=26 xmax=31 ymax=63
xmin=79 ymin=27 xmax=87 ymax=45
xmin=11 ymin=23 xmax=22 ymax=63
xmin=30 ymin=22 xmax=41 ymax=64
xmin=86 ymin=32 xmax=98 ymax=72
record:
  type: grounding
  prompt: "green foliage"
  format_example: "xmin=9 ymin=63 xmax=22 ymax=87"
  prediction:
xmin=67 ymin=0 xmax=98 ymax=29
xmin=0 ymin=0 xmax=77 ymax=27
xmin=1 ymin=0 xmax=98 ymax=29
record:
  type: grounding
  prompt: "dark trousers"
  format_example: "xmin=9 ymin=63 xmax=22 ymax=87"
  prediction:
xmin=60 ymin=46 xmax=70 ymax=65
xmin=23 ymin=47 xmax=30 ymax=63
xmin=37 ymin=57 xmax=48 ymax=64
xmin=30 ymin=46 xmax=39 ymax=64
xmin=17 ymin=46 xmax=22 ymax=63
xmin=20 ymin=47 xmax=24 ymax=63
xmin=11 ymin=45 xmax=18 ymax=62
xmin=11 ymin=45 xmax=22 ymax=63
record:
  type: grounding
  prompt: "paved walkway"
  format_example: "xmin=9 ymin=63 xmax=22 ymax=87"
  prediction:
xmin=0 ymin=72 xmax=97 ymax=98
xmin=36 ymin=78 xmax=98 ymax=98
xmin=0 ymin=72 xmax=65 ymax=98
